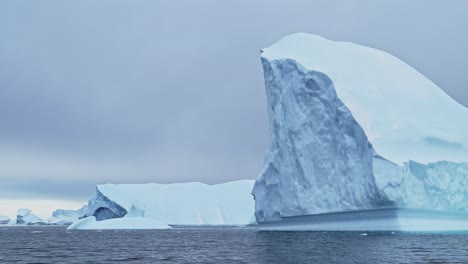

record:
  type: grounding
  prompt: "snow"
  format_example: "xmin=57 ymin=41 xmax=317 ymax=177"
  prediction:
xmin=84 ymin=180 xmax=255 ymax=225
xmin=67 ymin=216 xmax=171 ymax=230
xmin=261 ymin=33 xmax=468 ymax=165
xmin=253 ymin=33 xmax=468 ymax=230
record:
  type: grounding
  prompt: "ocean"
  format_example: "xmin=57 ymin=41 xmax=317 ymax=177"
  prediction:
xmin=1 ymin=226 xmax=467 ymax=263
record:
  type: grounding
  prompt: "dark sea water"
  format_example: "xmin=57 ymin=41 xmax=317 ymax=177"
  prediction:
xmin=0 ymin=226 xmax=467 ymax=264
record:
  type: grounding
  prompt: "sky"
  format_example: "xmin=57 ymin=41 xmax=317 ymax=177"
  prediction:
xmin=1 ymin=0 xmax=468 ymax=218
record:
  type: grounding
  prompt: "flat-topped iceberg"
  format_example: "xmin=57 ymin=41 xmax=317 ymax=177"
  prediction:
xmin=253 ymin=33 xmax=468 ymax=231
xmin=83 ymin=180 xmax=255 ymax=226
xmin=67 ymin=216 xmax=171 ymax=230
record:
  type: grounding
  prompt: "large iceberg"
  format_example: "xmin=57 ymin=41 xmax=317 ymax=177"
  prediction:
xmin=253 ymin=33 xmax=468 ymax=231
xmin=82 ymin=180 xmax=255 ymax=226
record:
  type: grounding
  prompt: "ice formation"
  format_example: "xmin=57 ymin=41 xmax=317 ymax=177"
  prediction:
xmin=16 ymin=208 xmax=44 ymax=225
xmin=259 ymin=33 xmax=468 ymax=165
xmin=83 ymin=180 xmax=255 ymax=225
xmin=0 ymin=215 xmax=10 ymax=225
xmin=49 ymin=206 xmax=88 ymax=225
xmin=67 ymin=216 xmax=171 ymax=230
xmin=252 ymin=58 xmax=390 ymax=222
xmin=373 ymin=158 xmax=468 ymax=211
xmin=253 ymin=33 xmax=468 ymax=230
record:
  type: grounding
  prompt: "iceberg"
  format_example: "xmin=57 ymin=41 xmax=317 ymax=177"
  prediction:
xmin=253 ymin=33 xmax=468 ymax=231
xmin=49 ymin=205 xmax=88 ymax=225
xmin=16 ymin=208 xmax=44 ymax=225
xmin=82 ymin=180 xmax=255 ymax=226
xmin=5 ymin=206 xmax=88 ymax=226
xmin=67 ymin=216 xmax=171 ymax=230
xmin=259 ymin=33 xmax=468 ymax=165
xmin=0 ymin=215 xmax=10 ymax=225
xmin=374 ymin=158 xmax=468 ymax=211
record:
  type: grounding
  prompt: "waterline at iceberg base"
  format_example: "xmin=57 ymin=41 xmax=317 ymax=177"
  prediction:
xmin=253 ymin=33 xmax=468 ymax=231
xmin=257 ymin=208 xmax=468 ymax=232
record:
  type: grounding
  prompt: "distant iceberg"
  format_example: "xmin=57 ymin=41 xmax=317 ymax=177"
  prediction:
xmin=47 ymin=206 xmax=88 ymax=225
xmin=81 ymin=180 xmax=255 ymax=226
xmin=253 ymin=33 xmax=468 ymax=231
xmin=16 ymin=208 xmax=44 ymax=225
xmin=67 ymin=216 xmax=171 ymax=230
xmin=0 ymin=215 xmax=10 ymax=225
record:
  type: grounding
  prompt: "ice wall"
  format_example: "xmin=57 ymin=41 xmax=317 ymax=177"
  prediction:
xmin=252 ymin=58 xmax=390 ymax=222
xmin=253 ymin=33 xmax=468 ymax=225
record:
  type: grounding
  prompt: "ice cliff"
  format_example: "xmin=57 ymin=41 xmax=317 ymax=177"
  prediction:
xmin=252 ymin=58 xmax=390 ymax=222
xmin=253 ymin=33 xmax=468 ymax=225
xmin=374 ymin=158 xmax=468 ymax=211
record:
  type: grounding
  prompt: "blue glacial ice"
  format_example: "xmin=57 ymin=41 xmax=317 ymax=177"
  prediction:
xmin=253 ymin=33 xmax=468 ymax=231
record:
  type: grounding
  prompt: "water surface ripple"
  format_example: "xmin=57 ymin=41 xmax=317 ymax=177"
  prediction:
xmin=0 ymin=226 xmax=467 ymax=263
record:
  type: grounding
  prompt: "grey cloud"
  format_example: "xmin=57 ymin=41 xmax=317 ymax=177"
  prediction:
xmin=0 ymin=0 xmax=467 ymax=200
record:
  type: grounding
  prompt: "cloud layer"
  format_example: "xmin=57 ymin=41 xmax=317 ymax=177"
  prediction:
xmin=0 ymin=0 xmax=467 ymax=200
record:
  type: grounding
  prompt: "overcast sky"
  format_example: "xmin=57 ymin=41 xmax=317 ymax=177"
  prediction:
xmin=1 ymin=0 xmax=467 ymax=206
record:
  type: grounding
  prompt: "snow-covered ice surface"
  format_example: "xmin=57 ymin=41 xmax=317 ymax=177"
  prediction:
xmin=261 ymin=33 xmax=468 ymax=165
xmin=84 ymin=180 xmax=255 ymax=226
xmin=254 ymin=33 xmax=468 ymax=231
xmin=67 ymin=216 xmax=171 ymax=230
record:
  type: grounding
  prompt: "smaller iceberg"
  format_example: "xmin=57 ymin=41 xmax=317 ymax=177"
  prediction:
xmin=48 ymin=206 xmax=88 ymax=225
xmin=16 ymin=208 xmax=44 ymax=225
xmin=0 ymin=215 xmax=10 ymax=225
xmin=67 ymin=216 xmax=172 ymax=230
